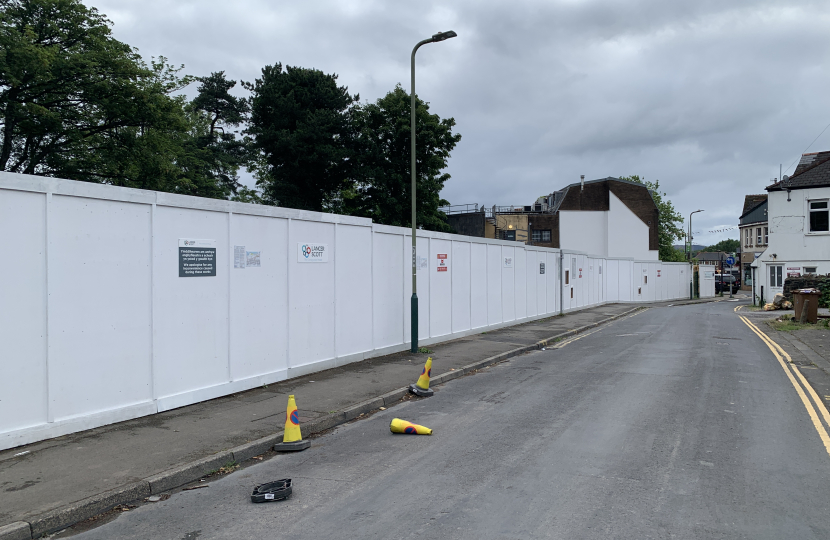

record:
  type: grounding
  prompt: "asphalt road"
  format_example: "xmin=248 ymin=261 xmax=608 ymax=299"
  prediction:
xmin=67 ymin=301 xmax=830 ymax=539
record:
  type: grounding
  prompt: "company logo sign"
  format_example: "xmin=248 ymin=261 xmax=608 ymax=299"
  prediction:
xmin=297 ymin=243 xmax=328 ymax=263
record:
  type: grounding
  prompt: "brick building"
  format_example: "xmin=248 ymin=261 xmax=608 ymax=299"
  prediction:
xmin=446 ymin=177 xmax=659 ymax=260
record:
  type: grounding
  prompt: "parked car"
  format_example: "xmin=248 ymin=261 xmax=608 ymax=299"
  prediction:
xmin=715 ymin=274 xmax=738 ymax=294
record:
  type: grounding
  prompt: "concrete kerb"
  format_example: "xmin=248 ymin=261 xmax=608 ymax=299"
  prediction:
xmin=6 ymin=305 xmax=645 ymax=539
xmin=0 ymin=522 xmax=32 ymax=540
xmin=29 ymin=481 xmax=150 ymax=538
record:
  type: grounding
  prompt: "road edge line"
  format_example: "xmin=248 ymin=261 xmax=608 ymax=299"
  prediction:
xmin=739 ymin=316 xmax=830 ymax=457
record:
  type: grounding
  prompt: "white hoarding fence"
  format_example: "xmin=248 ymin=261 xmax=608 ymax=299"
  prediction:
xmin=0 ymin=172 xmax=690 ymax=450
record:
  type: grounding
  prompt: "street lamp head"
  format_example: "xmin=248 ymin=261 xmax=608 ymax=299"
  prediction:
xmin=432 ymin=30 xmax=457 ymax=42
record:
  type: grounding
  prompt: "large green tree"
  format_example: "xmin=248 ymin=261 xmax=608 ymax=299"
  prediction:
xmin=619 ymin=175 xmax=685 ymax=262
xmin=244 ymin=63 xmax=357 ymax=211
xmin=347 ymin=84 xmax=460 ymax=231
xmin=0 ymin=0 xmax=243 ymax=199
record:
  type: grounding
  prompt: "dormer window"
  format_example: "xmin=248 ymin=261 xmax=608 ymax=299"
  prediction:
xmin=810 ymin=200 xmax=829 ymax=232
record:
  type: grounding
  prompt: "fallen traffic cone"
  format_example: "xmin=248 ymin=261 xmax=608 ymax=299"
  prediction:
xmin=409 ymin=356 xmax=434 ymax=397
xmin=273 ymin=395 xmax=311 ymax=452
xmin=390 ymin=418 xmax=432 ymax=435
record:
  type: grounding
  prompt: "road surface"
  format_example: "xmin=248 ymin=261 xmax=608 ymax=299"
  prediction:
xmin=66 ymin=301 xmax=830 ymax=539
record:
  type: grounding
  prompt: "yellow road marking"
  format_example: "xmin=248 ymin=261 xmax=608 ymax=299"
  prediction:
xmin=739 ymin=315 xmax=830 ymax=457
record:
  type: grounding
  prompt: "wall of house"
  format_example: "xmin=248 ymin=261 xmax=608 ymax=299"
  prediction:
xmin=493 ymin=214 xmax=528 ymax=242
xmin=448 ymin=212 xmax=485 ymax=237
xmin=0 ymin=173 xmax=689 ymax=450
xmin=608 ymin=192 xmax=658 ymax=261
xmin=559 ymin=210 xmax=607 ymax=256
xmin=529 ymin=213 xmax=559 ymax=248
xmin=752 ymin=187 xmax=830 ymax=302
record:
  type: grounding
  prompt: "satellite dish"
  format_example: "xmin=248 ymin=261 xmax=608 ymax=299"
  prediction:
xmin=782 ymin=175 xmax=789 ymax=181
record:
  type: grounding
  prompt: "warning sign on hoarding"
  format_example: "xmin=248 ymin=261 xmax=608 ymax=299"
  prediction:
xmin=179 ymin=239 xmax=216 ymax=277
xmin=437 ymin=253 xmax=448 ymax=272
xmin=503 ymin=256 xmax=513 ymax=268
xmin=540 ymin=262 xmax=545 ymax=274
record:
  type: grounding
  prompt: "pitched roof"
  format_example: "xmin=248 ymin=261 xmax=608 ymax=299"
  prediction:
xmin=741 ymin=194 xmax=767 ymax=217
xmin=768 ymin=151 xmax=830 ymax=191
xmin=549 ymin=176 xmax=654 ymax=213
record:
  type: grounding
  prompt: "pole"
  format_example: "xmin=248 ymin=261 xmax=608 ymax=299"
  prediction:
xmin=410 ymin=39 xmax=429 ymax=353
xmin=409 ymin=32 xmax=456 ymax=353
xmin=689 ymin=212 xmax=694 ymax=300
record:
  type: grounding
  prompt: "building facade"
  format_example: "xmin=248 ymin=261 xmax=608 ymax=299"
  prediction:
xmin=752 ymin=151 xmax=830 ymax=302
xmin=447 ymin=177 xmax=660 ymax=261
xmin=738 ymin=194 xmax=767 ymax=290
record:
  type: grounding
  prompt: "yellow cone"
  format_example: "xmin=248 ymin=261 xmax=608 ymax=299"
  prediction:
xmin=415 ymin=357 xmax=432 ymax=390
xmin=390 ymin=418 xmax=432 ymax=435
xmin=283 ymin=395 xmax=303 ymax=443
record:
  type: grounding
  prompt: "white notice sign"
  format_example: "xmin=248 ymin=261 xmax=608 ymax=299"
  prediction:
xmin=298 ymin=243 xmax=329 ymax=262
xmin=246 ymin=251 xmax=261 ymax=267
xmin=234 ymin=245 xmax=246 ymax=268
xmin=503 ymin=256 xmax=514 ymax=268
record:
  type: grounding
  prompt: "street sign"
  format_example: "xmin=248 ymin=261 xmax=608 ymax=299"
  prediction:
xmin=726 ymin=256 xmax=735 ymax=266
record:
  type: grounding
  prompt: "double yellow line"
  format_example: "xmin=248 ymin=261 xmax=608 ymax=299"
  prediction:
xmin=739 ymin=315 xmax=830 ymax=456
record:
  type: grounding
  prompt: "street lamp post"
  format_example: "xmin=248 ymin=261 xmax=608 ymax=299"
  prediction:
xmin=689 ymin=209 xmax=703 ymax=299
xmin=410 ymin=30 xmax=457 ymax=353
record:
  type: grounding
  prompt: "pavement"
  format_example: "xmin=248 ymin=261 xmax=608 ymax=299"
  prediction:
xmin=48 ymin=298 xmax=830 ymax=539
xmin=0 ymin=299 xmax=717 ymax=539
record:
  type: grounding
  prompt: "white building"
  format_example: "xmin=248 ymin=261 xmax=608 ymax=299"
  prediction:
xmin=752 ymin=151 xmax=830 ymax=302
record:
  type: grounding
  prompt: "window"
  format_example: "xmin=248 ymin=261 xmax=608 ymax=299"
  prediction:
xmin=769 ymin=265 xmax=783 ymax=288
xmin=757 ymin=227 xmax=762 ymax=245
xmin=502 ymin=230 xmax=516 ymax=241
xmin=809 ymin=200 xmax=829 ymax=232
xmin=565 ymin=270 xmax=569 ymax=285
xmin=531 ymin=229 xmax=551 ymax=242
xmin=745 ymin=229 xmax=751 ymax=247
xmin=805 ymin=266 xmax=817 ymax=274
xmin=764 ymin=227 xmax=768 ymax=245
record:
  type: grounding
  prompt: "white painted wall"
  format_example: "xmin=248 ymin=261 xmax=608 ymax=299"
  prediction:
xmin=0 ymin=173 xmax=689 ymax=450
xmin=608 ymin=192 xmax=659 ymax=261
xmin=752 ymin=188 xmax=830 ymax=300
xmin=560 ymin=210 xmax=607 ymax=256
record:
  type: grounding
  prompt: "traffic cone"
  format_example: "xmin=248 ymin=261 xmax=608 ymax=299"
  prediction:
xmin=390 ymin=418 xmax=432 ymax=435
xmin=273 ymin=395 xmax=311 ymax=452
xmin=409 ymin=356 xmax=434 ymax=397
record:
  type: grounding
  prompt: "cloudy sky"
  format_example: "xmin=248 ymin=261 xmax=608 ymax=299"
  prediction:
xmin=88 ymin=0 xmax=830 ymax=247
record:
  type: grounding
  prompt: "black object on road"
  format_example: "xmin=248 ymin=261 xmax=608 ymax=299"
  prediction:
xmin=251 ymin=479 xmax=292 ymax=503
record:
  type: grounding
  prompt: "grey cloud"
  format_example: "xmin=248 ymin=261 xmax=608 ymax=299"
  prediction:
xmin=86 ymin=0 xmax=830 ymax=247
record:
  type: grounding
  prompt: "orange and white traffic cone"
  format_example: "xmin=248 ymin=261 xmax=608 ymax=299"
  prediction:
xmin=409 ymin=356 xmax=434 ymax=397
xmin=273 ymin=395 xmax=311 ymax=452
xmin=390 ymin=418 xmax=432 ymax=435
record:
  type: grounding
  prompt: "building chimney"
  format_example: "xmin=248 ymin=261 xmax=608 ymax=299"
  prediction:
xmin=580 ymin=175 xmax=585 ymax=191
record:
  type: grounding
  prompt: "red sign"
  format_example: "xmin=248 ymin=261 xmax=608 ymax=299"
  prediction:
xmin=657 ymin=270 xmax=661 ymax=277
xmin=437 ymin=254 xmax=447 ymax=259
xmin=437 ymin=267 xmax=448 ymax=272
xmin=579 ymin=268 xmax=582 ymax=278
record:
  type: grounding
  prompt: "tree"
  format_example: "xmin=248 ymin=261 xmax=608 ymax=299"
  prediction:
xmin=619 ymin=175 xmax=685 ymax=262
xmin=0 ymin=0 xmax=244 ymax=199
xmin=705 ymin=239 xmax=739 ymax=253
xmin=347 ymin=84 xmax=460 ymax=231
xmin=244 ymin=63 xmax=357 ymax=211
xmin=0 ymin=0 xmax=162 ymax=176
xmin=183 ymin=71 xmax=250 ymax=197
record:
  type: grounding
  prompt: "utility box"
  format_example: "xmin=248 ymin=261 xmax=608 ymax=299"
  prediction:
xmin=793 ymin=290 xmax=821 ymax=324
